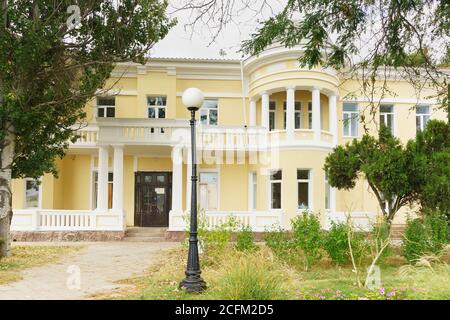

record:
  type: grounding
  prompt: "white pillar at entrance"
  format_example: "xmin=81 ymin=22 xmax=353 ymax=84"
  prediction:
xmin=329 ymin=93 xmax=338 ymax=146
xmin=261 ymin=92 xmax=269 ymax=129
xmin=97 ymin=145 xmax=109 ymax=211
xmin=172 ymin=147 xmax=183 ymax=213
xmin=249 ymin=99 xmax=256 ymax=127
xmin=112 ymin=145 xmax=124 ymax=211
xmin=312 ymin=87 xmax=321 ymax=141
xmin=185 ymin=148 xmax=192 ymax=211
xmin=286 ymin=86 xmax=295 ymax=140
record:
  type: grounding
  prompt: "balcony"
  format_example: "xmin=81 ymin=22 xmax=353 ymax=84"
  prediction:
xmin=69 ymin=118 xmax=336 ymax=150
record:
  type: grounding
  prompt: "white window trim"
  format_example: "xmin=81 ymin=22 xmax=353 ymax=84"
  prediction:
xmin=96 ymin=96 xmax=116 ymax=118
xmin=380 ymin=104 xmax=396 ymax=135
xmin=200 ymin=99 xmax=219 ymax=126
xmin=269 ymin=100 xmax=276 ymax=131
xmin=147 ymin=95 xmax=167 ymax=119
xmin=307 ymin=101 xmax=313 ymax=130
xmin=416 ymin=105 xmax=431 ymax=132
xmin=23 ymin=177 xmax=42 ymax=209
xmin=248 ymin=172 xmax=257 ymax=211
xmin=198 ymin=168 xmax=220 ymax=211
xmin=283 ymin=101 xmax=303 ymax=130
xmin=324 ymin=173 xmax=336 ymax=212
xmin=296 ymin=169 xmax=313 ymax=212
xmin=268 ymin=169 xmax=282 ymax=211
xmin=342 ymin=103 xmax=359 ymax=137
xmin=91 ymin=164 xmax=114 ymax=210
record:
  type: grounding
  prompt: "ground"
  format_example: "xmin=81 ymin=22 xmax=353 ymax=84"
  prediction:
xmin=0 ymin=241 xmax=178 ymax=300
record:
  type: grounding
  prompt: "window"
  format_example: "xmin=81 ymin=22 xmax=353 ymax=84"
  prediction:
xmin=25 ymin=179 xmax=40 ymax=208
xmin=269 ymin=101 xmax=276 ymax=131
xmin=325 ymin=174 xmax=331 ymax=210
xmin=308 ymin=102 xmax=313 ymax=129
xmin=297 ymin=170 xmax=310 ymax=210
xmin=343 ymin=103 xmax=359 ymax=137
xmin=380 ymin=105 xmax=394 ymax=133
xmin=97 ymin=97 xmax=115 ymax=118
xmin=147 ymin=96 xmax=166 ymax=119
xmin=283 ymin=101 xmax=302 ymax=129
xmin=199 ymin=172 xmax=218 ymax=210
xmin=93 ymin=172 xmax=113 ymax=209
xmin=249 ymin=172 xmax=257 ymax=211
xmin=200 ymin=99 xmax=218 ymax=125
xmin=270 ymin=170 xmax=282 ymax=209
xmin=416 ymin=105 xmax=430 ymax=132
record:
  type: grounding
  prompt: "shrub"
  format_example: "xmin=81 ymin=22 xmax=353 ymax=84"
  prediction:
xmin=263 ymin=224 xmax=293 ymax=257
xmin=213 ymin=250 xmax=286 ymax=299
xmin=235 ymin=225 xmax=258 ymax=252
xmin=323 ymin=222 xmax=351 ymax=264
xmin=291 ymin=211 xmax=323 ymax=270
xmin=403 ymin=211 xmax=450 ymax=263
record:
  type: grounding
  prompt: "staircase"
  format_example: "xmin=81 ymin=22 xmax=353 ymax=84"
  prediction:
xmin=123 ymin=227 xmax=167 ymax=242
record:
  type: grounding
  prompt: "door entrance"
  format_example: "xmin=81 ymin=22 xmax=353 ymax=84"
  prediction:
xmin=134 ymin=172 xmax=172 ymax=227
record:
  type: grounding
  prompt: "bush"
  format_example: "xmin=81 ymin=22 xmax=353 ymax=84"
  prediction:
xmin=264 ymin=224 xmax=293 ymax=256
xmin=235 ymin=225 xmax=258 ymax=252
xmin=403 ymin=211 xmax=450 ymax=263
xmin=213 ymin=250 xmax=286 ymax=299
xmin=323 ymin=222 xmax=351 ymax=264
xmin=291 ymin=211 xmax=323 ymax=270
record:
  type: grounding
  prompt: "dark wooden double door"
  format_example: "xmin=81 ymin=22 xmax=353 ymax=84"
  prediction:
xmin=134 ymin=172 xmax=172 ymax=227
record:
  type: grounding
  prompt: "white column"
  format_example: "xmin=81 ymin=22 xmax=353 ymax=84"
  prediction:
xmin=249 ymin=99 xmax=256 ymax=127
xmin=261 ymin=92 xmax=269 ymax=129
xmin=286 ymin=86 xmax=295 ymax=140
xmin=172 ymin=147 xmax=183 ymax=213
xmin=97 ymin=145 xmax=109 ymax=211
xmin=329 ymin=93 xmax=338 ymax=146
xmin=312 ymin=87 xmax=321 ymax=141
xmin=185 ymin=148 xmax=192 ymax=211
xmin=112 ymin=145 xmax=124 ymax=211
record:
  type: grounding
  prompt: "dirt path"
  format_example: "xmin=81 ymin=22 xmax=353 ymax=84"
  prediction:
xmin=0 ymin=241 xmax=179 ymax=300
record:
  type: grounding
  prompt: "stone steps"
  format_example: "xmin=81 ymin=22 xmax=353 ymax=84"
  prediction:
xmin=123 ymin=227 xmax=167 ymax=242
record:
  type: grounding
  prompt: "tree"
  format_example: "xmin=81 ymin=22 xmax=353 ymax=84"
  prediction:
xmin=324 ymin=126 xmax=416 ymax=224
xmin=0 ymin=0 xmax=175 ymax=257
xmin=178 ymin=0 xmax=449 ymax=114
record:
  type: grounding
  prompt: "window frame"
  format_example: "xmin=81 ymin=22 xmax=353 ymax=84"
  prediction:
xmin=343 ymin=102 xmax=359 ymax=137
xmin=269 ymin=169 xmax=282 ymax=210
xmin=24 ymin=178 xmax=42 ymax=209
xmin=92 ymin=170 xmax=114 ymax=210
xmin=297 ymin=169 xmax=312 ymax=211
xmin=198 ymin=170 xmax=220 ymax=211
xmin=147 ymin=96 xmax=167 ymax=119
xmin=283 ymin=101 xmax=302 ymax=129
xmin=379 ymin=104 xmax=395 ymax=134
xmin=269 ymin=101 xmax=276 ymax=131
xmin=307 ymin=101 xmax=313 ymax=129
xmin=96 ymin=96 xmax=116 ymax=118
xmin=200 ymin=99 xmax=219 ymax=126
xmin=415 ymin=104 xmax=431 ymax=132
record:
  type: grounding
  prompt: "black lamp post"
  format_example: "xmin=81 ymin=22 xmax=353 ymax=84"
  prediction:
xmin=179 ymin=88 xmax=207 ymax=293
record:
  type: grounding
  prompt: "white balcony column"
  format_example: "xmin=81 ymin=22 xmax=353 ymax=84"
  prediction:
xmin=97 ymin=145 xmax=109 ymax=211
xmin=329 ymin=93 xmax=338 ymax=146
xmin=171 ymin=147 xmax=183 ymax=213
xmin=249 ymin=99 xmax=256 ymax=127
xmin=112 ymin=144 xmax=124 ymax=211
xmin=261 ymin=91 xmax=269 ymax=129
xmin=312 ymin=87 xmax=321 ymax=141
xmin=286 ymin=86 xmax=295 ymax=140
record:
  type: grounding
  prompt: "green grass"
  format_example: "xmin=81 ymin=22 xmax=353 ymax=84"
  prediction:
xmin=93 ymin=244 xmax=450 ymax=300
xmin=0 ymin=245 xmax=83 ymax=285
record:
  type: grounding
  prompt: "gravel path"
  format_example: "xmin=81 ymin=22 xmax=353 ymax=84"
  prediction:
xmin=0 ymin=241 xmax=179 ymax=300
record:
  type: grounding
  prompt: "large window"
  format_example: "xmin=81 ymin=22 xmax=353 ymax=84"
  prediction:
xmin=25 ymin=178 xmax=40 ymax=208
xmin=200 ymin=99 xmax=218 ymax=125
xmin=416 ymin=105 xmax=430 ymax=132
xmin=199 ymin=172 xmax=218 ymax=210
xmin=297 ymin=169 xmax=311 ymax=210
xmin=343 ymin=103 xmax=359 ymax=137
xmin=269 ymin=101 xmax=276 ymax=131
xmin=97 ymin=97 xmax=115 ymax=118
xmin=249 ymin=172 xmax=257 ymax=211
xmin=270 ymin=170 xmax=282 ymax=209
xmin=93 ymin=171 xmax=113 ymax=209
xmin=380 ymin=105 xmax=394 ymax=133
xmin=147 ymin=96 xmax=166 ymax=119
xmin=308 ymin=102 xmax=313 ymax=129
xmin=283 ymin=101 xmax=302 ymax=129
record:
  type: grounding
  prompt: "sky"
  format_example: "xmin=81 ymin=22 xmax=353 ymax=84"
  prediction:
xmin=150 ymin=0 xmax=286 ymax=59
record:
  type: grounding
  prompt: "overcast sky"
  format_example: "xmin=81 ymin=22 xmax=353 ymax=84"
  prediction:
xmin=150 ymin=1 xmax=286 ymax=59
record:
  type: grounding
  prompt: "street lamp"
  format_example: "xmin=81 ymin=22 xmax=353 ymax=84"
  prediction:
xmin=179 ymin=87 xmax=207 ymax=293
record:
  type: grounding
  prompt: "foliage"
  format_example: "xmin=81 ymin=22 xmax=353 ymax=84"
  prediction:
xmin=324 ymin=126 xmax=417 ymax=223
xmin=323 ymin=222 xmax=353 ymax=265
xmin=235 ymin=224 xmax=258 ymax=252
xmin=291 ymin=211 xmax=323 ymax=270
xmin=403 ymin=211 xmax=450 ymax=263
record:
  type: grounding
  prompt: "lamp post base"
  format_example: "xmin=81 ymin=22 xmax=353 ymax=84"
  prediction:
xmin=179 ymin=275 xmax=207 ymax=293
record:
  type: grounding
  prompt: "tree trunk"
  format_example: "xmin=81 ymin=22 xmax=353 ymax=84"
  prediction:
xmin=0 ymin=128 xmax=15 ymax=258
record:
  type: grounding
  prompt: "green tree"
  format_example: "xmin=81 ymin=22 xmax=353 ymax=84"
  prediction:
xmin=324 ymin=126 xmax=416 ymax=224
xmin=0 ymin=0 xmax=174 ymax=257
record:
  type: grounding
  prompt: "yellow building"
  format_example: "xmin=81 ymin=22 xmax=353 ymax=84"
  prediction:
xmin=10 ymin=44 xmax=447 ymax=238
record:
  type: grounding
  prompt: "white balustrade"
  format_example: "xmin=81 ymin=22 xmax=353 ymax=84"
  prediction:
xmin=325 ymin=211 xmax=377 ymax=231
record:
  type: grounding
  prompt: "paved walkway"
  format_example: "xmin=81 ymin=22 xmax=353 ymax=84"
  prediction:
xmin=0 ymin=241 xmax=179 ymax=300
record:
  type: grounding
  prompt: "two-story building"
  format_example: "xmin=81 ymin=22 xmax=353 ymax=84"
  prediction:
xmin=10 ymin=44 xmax=447 ymax=240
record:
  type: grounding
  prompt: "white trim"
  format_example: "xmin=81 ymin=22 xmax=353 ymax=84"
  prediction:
xmin=89 ymin=155 xmax=95 ymax=210
xmin=176 ymin=91 xmax=244 ymax=98
xmin=296 ymin=169 xmax=313 ymax=212
xmin=198 ymin=167 xmax=221 ymax=211
xmin=248 ymin=172 xmax=257 ymax=211
xmin=345 ymin=97 xmax=438 ymax=105
xmin=268 ymin=169 xmax=282 ymax=211
xmin=95 ymin=89 xmax=137 ymax=96
xmin=133 ymin=156 xmax=138 ymax=172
